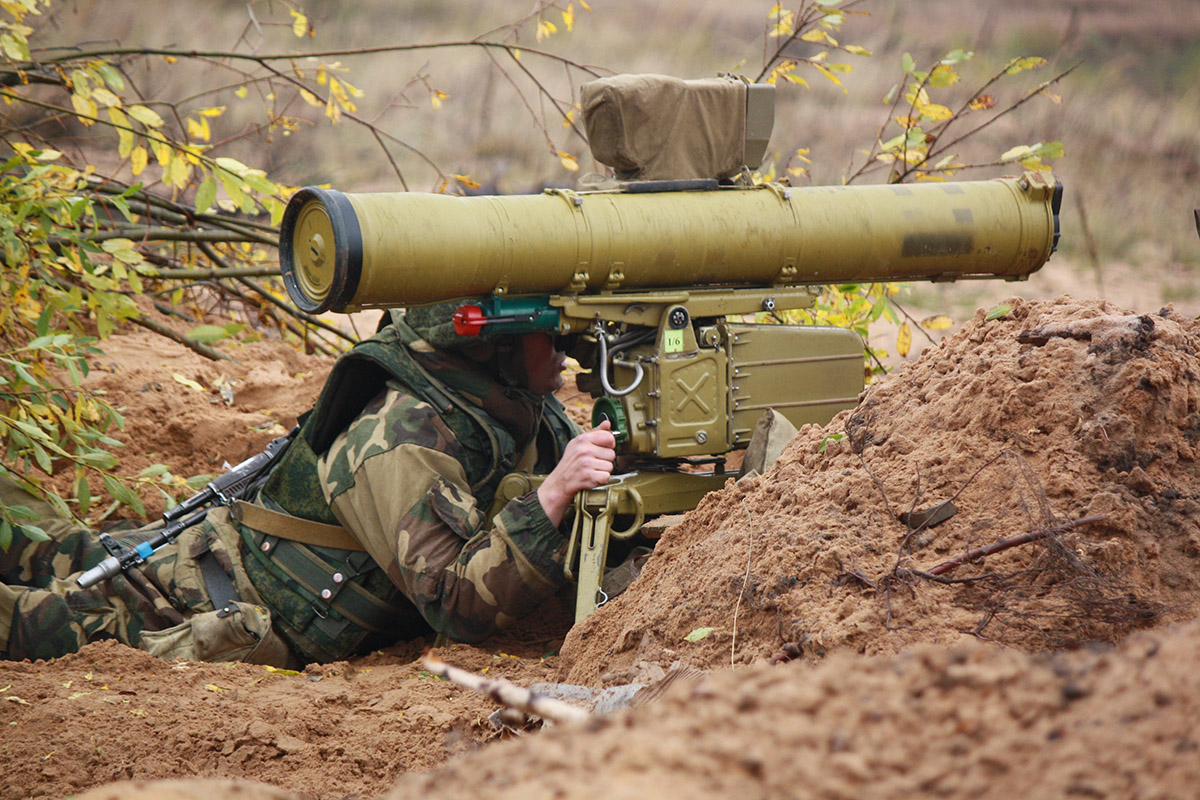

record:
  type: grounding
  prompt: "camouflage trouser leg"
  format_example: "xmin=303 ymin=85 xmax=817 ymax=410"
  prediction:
xmin=0 ymin=477 xmax=210 ymax=662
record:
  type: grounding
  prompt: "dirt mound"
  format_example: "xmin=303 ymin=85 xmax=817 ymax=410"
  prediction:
xmin=53 ymin=323 xmax=332 ymax=521
xmin=9 ymin=295 xmax=1200 ymax=800
xmin=561 ymin=296 xmax=1200 ymax=684
xmin=389 ymin=617 xmax=1200 ymax=800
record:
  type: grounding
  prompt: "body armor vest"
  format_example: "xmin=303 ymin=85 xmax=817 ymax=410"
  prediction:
xmin=240 ymin=319 xmax=576 ymax=662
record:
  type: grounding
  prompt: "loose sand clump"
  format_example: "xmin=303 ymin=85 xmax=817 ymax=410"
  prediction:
xmin=561 ymin=296 xmax=1200 ymax=684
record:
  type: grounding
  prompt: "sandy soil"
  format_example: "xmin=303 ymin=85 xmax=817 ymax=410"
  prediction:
xmin=4 ymin=292 xmax=1200 ymax=799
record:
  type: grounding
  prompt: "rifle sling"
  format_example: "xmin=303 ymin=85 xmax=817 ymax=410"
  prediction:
xmin=232 ymin=500 xmax=365 ymax=552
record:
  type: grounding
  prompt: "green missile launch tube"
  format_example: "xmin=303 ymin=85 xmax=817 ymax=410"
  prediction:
xmin=280 ymin=173 xmax=1062 ymax=314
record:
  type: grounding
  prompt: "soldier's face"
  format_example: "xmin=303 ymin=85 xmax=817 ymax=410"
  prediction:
xmin=521 ymin=333 xmax=566 ymax=394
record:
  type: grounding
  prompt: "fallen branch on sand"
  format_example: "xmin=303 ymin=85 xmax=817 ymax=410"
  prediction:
xmin=421 ymin=654 xmax=591 ymax=725
xmin=918 ymin=515 xmax=1107 ymax=577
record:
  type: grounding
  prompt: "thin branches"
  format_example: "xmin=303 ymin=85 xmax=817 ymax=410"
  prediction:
xmin=731 ymin=498 xmax=757 ymax=669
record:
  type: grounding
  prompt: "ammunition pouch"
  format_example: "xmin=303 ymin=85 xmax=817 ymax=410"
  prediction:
xmin=137 ymin=601 xmax=292 ymax=667
xmin=238 ymin=515 xmax=423 ymax=665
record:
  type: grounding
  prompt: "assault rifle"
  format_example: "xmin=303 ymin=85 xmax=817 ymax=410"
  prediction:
xmin=278 ymin=75 xmax=1062 ymax=622
xmin=76 ymin=431 xmax=293 ymax=589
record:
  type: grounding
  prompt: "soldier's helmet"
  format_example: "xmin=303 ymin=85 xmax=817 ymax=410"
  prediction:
xmin=401 ymin=299 xmax=507 ymax=350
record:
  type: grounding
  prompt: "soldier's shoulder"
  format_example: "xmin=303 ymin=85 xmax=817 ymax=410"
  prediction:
xmin=332 ymin=381 xmax=465 ymax=463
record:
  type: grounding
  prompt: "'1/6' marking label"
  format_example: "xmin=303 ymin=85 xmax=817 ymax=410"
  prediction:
xmin=664 ymin=330 xmax=684 ymax=353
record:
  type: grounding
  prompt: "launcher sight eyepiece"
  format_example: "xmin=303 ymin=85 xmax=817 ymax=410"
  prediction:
xmin=451 ymin=298 xmax=560 ymax=338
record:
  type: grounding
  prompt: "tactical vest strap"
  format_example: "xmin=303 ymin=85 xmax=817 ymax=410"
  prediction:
xmin=232 ymin=500 xmax=364 ymax=551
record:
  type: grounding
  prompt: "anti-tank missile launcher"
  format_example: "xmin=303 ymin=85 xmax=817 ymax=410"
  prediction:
xmin=280 ymin=74 xmax=1062 ymax=620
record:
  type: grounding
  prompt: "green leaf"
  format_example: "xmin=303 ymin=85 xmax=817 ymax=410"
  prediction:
xmin=195 ymin=175 xmax=217 ymax=213
xmin=5 ymin=504 xmax=37 ymax=522
xmin=137 ymin=463 xmax=171 ymax=479
xmin=109 ymin=195 xmax=134 ymax=222
xmin=0 ymin=519 xmax=10 ymax=551
xmin=684 ymin=626 xmax=718 ymax=642
xmin=76 ymin=450 xmax=119 ymax=469
xmin=19 ymin=524 xmax=49 ymax=542
xmin=1034 ymin=141 xmax=1064 ymax=159
xmin=102 ymin=474 xmax=145 ymax=518
xmin=901 ymin=52 xmax=915 ymax=74
xmin=186 ymin=324 xmax=229 ymax=344
xmin=186 ymin=474 xmax=215 ymax=490
xmin=1005 ymin=56 xmax=1046 ymax=75
xmin=75 ymin=472 xmax=91 ymax=516
xmin=985 ymin=304 xmax=1013 ymax=321
xmin=96 ymin=63 xmax=126 ymax=92
xmin=241 ymin=172 xmax=276 ymax=195
xmin=819 ymin=432 xmax=845 ymax=453
xmin=10 ymin=419 xmax=50 ymax=442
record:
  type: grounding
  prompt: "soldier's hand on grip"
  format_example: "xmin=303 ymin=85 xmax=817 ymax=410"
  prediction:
xmin=537 ymin=420 xmax=617 ymax=526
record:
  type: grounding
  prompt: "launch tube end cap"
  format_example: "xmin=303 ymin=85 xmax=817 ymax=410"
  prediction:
xmin=280 ymin=187 xmax=363 ymax=314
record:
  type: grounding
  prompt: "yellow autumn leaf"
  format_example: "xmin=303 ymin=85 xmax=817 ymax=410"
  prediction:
xmin=172 ymin=373 xmax=206 ymax=393
xmin=235 ymin=86 xmax=248 ymax=99
xmin=297 ymin=87 xmax=321 ymax=107
xmin=70 ymin=92 xmax=97 ymax=125
xmin=204 ymin=683 xmax=227 ymax=693
xmin=109 ymin=107 xmax=134 ymax=157
xmin=813 ymin=63 xmax=847 ymax=93
xmin=70 ymin=68 xmax=91 ymax=98
xmin=127 ymin=104 xmax=164 ymax=129
xmin=168 ymin=155 xmax=191 ymax=189
xmin=186 ymin=116 xmax=210 ymax=141
xmin=264 ymin=666 xmax=301 ymax=676
xmin=453 ymin=173 xmax=481 ymax=190
xmin=151 ymin=138 xmax=171 ymax=166
xmin=536 ymin=19 xmax=557 ymax=41
xmin=561 ymin=3 xmax=574 ymax=31
xmin=91 ymin=86 xmax=120 ymax=108
xmin=430 ymin=89 xmax=448 ymax=109
xmin=920 ymin=103 xmax=953 ymax=121
xmin=896 ymin=322 xmax=912 ymax=357
xmin=921 ymin=315 xmax=954 ymax=331
xmin=558 ymin=151 xmax=579 ymax=172
xmin=328 ymin=78 xmax=356 ymax=112
xmin=129 ymin=145 xmax=148 ymax=176
xmin=325 ymin=94 xmax=341 ymax=123
xmin=290 ymin=9 xmax=308 ymax=38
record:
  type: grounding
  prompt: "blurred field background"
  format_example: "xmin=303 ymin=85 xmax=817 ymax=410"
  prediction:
xmin=43 ymin=0 xmax=1200 ymax=319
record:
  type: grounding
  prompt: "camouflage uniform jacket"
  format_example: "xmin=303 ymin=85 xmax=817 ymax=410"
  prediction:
xmin=243 ymin=315 xmax=578 ymax=660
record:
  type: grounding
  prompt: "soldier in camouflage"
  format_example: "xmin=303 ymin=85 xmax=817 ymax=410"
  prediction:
xmin=0 ymin=304 xmax=617 ymax=665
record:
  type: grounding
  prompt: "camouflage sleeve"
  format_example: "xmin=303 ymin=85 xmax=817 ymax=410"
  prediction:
xmin=316 ymin=382 xmax=568 ymax=643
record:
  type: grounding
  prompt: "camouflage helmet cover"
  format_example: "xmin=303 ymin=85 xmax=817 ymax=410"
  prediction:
xmin=401 ymin=299 xmax=508 ymax=350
